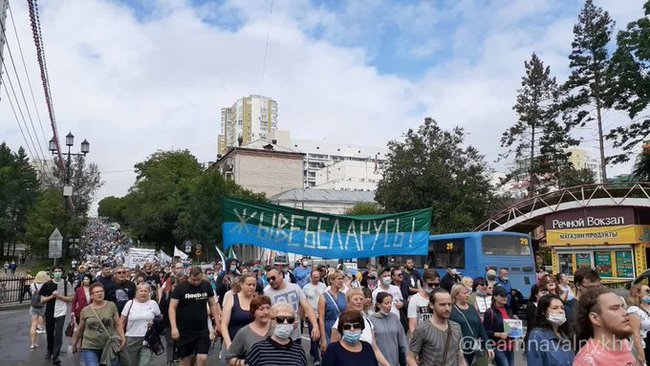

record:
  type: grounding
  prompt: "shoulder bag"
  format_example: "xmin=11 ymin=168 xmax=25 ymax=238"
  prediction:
xmin=324 ymin=291 xmax=342 ymax=315
xmin=441 ymin=321 xmax=452 ymax=366
xmin=453 ymin=305 xmax=487 ymax=366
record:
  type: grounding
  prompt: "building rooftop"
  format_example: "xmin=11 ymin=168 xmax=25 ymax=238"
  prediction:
xmin=270 ymin=188 xmax=377 ymax=203
xmin=289 ymin=139 xmax=388 ymax=159
xmin=241 ymin=139 xmax=297 ymax=153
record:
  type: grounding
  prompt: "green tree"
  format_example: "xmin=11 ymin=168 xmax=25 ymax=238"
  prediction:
xmin=632 ymin=144 xmax=650 ymax=181
xmin=175 ymin=170 xmax=266 ymax=252
xmin=97 ymin=195 xmax=129 ymax=224
xmin=557 ymin=166 xmax=596 ymax=188
xmin=562 ymin=0 xmax=615 ymax=182
xmin=376 ymin=118 xmax=494 ymax=233
xmin=344 ymin=202 xmax=383 ymax=216
xmin=606 ymin=0 xmax=650 ymax=163
xmin=501 ymin=53 xmax=577 ymax=195
xmin=124 ymin=150 xmax=203 ymax=249
xmin=0 ymin=143 xmax=39 ymax=258
xmin=49 ymin=155 xmax=103 ymax=215
xmin=23 ymin=188 xmax=85 ymax=256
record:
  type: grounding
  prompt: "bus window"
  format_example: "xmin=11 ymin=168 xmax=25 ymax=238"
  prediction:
xmin=429 ymin=239 xmax=465 ymax=269
xmin=481 ymin=236 xmax=532 ymax=256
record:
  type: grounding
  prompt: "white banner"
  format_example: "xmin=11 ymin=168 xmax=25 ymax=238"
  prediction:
xmin=158 ymin=250 xmax=173 ymax=264
xmin=174 ymin=246 xmax=188 ymax=260
xmin=124 ymin=248 xmax=157 ymax=268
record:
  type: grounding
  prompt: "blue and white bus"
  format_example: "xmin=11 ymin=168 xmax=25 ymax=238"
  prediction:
xmin=369 ymin=231 xmax=536 ymax=295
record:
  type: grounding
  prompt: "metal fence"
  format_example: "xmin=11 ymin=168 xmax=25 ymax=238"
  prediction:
xmin=0 ymin=276 xmax=32 ymax=304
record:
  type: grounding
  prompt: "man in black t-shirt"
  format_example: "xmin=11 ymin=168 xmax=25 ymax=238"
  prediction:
xmin=170 ymin=266 xmax=220 ymax=366
xmin=104 ymin=265 xmax=136 ymax=313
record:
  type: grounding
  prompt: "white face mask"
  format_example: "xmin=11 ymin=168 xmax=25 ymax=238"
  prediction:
xmin=273 ymin=324 xmax=293 ymax=339
xmin=381 ymin=277 xmax=392 ymax=286
xmin=548 ymin=313 xmax=566 ymax=326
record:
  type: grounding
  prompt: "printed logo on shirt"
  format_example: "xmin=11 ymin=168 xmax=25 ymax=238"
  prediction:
xmin=115 ymin=288 xmax=129 ymax=302
xmin=272 ymin=291 xmax=300 ymax=312
xmin=417 ymin=306 xmax=432 ymax=325
xmin=185 ymin=292 xmax=208 ymax=300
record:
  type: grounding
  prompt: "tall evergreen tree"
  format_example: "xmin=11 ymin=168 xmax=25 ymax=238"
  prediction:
xmin=606 ymin=0 xmax=650 ymax=163
xmin=501 ymin=53 xmax=576 ymax=195
xmin=376 ymin=118 xmax=494 ymax=233
xmin=562 ymin=0 xmax=614 ymax=182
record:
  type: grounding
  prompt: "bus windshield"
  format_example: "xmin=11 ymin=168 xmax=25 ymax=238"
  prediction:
xmin=482 ymin=235 xmax=532 ymax=256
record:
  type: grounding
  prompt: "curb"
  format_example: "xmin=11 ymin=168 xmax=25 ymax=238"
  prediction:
xmin=0 ymin=303 xmax=30 ymax=311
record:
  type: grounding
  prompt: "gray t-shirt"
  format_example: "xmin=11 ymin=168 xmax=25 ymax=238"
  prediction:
xmin=264 ymin=283 xmax=306 ymax=340
xmin=225 ymin=324 xmax=271 ymax=362
xmin=409 ymin=320 xmax=463 ymax=366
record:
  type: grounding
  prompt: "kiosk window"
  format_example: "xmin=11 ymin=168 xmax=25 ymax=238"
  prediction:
xmin=428 ymin=239 xmax=465 ymax=269
xmin=558 ymin=253 xmax=574 ymax=276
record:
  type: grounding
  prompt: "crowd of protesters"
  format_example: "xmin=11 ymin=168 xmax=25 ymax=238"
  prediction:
xmin=24 ymin=238 xmax=650 ymax=366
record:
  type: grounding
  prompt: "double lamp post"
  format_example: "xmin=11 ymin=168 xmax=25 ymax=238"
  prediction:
xmin=48 ymin=132 xmax=90 ymax=265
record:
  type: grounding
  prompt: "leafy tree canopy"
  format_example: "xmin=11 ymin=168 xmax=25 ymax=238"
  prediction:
xmin=376 ymin=118 xmax=495 ymax=233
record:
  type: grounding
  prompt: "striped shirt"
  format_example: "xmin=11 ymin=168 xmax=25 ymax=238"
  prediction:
xmin=246 ymin=337 xmax=307 ymax=366
xmin=409 ymin=320 xmax=463 ymax=366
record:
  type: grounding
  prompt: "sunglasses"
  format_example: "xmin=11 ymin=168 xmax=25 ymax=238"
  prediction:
xmin=477 ymin=282 xmax=488 ymax=287
xmin=342 ymin=322 xmax=362 ymax=331
xmin=427 ymin=282 xmax=440 ymax=288
xmin=268 ymin=276 xmax=277 ymax=282
xmin=274 ymin=316 xmax=295 ymax=324
xmin=115 ymin=271 xmax=126 ymax=274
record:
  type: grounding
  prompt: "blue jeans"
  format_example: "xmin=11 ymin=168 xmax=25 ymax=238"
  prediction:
xmin=494 ymin=350 xmax=514 ymax=366
xmin=80 ymin=349 xmax=120 ymax=366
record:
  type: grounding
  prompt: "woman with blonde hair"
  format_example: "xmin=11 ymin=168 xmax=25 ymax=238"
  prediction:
xmin=319 ymin=270 xmax=347 ymax=347
xmin=221 ymin=273 xmax=256 ymax=350
xmin=627 ymin=283 xmax=650 ymax=365
xmin=28 ymin=270 xmax=50 ymax=349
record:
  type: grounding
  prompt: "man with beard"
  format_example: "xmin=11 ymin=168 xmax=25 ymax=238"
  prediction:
xmin=105 ymin=265 xmax=136 ymax=313
xmin=407 ymin=288 xmax=466 ymax=366
xmin=402 ymin=258 xmax=422 ymax=296
xmin=169 ymin=266 xmax=220 ymax=366
xmin=573 ymin=287 xmax=637 ymax=366
xmin=97 ymin=262 xmax=116 ymax=298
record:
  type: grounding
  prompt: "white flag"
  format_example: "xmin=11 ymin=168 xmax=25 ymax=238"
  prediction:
xmin=174 ymin=246 xmax=188 ymax=260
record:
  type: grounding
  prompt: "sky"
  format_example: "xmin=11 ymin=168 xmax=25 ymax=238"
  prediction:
xmin=0 ymin=0 xmax=647 ymax=212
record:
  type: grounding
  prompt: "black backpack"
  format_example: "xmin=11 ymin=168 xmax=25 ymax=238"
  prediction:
xmin=30 ymin=283 xmax=43 ymax=309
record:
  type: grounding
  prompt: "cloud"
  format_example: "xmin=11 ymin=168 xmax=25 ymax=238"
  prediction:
xmin=1 ymin=0 xmax=646 ymax=213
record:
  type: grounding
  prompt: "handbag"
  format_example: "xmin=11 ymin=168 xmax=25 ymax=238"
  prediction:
xmin=65 ymin=315 xmax=76 ymax=337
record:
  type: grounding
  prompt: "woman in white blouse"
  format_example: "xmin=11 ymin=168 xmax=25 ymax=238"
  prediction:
xmin=627 ymin=283 xmax=650 ymax=365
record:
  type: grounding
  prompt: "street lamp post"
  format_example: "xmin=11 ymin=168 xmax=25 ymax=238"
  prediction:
xmin=49 ymin=132 xmax=90 ymax=262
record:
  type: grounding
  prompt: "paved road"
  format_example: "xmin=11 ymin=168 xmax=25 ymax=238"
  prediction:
xmin=0 ymin=305 xmax=531 ymax=366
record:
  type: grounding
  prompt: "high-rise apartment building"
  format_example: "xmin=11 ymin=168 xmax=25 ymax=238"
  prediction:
xmin=217 ymin=95 xmax=278 ymax=156
xmin=567 ymin=147 xmax=602 ymax=184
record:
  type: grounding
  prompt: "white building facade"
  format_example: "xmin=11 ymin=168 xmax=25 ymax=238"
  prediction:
xmin=289 ymin=139 xmax=388 ymax=188
xmin=218 ymin=95 xmax=278 ymax=155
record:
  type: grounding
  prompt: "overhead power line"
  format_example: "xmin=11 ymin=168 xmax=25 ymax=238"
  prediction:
xmin=259 ymin=0 xmax=274 ymax=94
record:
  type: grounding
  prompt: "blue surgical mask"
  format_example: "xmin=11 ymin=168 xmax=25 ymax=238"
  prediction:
xmin=343 ymin=331 xmax=362 ymax=344
xmin=381 ymin=277 xmax=392 ymax=286
xmin=643 ymin=297 xmax=650 ymax=305
xmin=274 ymin=324 xmax=293 ymax=339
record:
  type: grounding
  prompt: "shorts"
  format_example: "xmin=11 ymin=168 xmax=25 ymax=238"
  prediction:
xmin=176 ymin=333 xmax=211 ymax=358
xmin=29 ymin=306 xmax=45 ymax=316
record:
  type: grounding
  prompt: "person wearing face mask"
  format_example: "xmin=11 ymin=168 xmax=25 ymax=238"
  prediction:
xmin=71 ymin=274 xmax=93 ymax=324
xmin=322 ymin=310 xmax=378 ymax=366
xmin=469 ymin=277 xmax=492 ymax=322
xmin=295 ymin=258 xmax=312 ymax=289
xmin=246 ymin=302 xmax=307 ymax=366
xmin=526 ymin=294 xmax=574 ymax=366
xmin=495 ymin=268 xmax=513 ymax=309
xmin=361 ymin=264 xmax=379 ymax=291
xmin=370 ymin=293 xmax=408 ymax=366
xmin=408 ymin=269 xmax=439 ymax=336
xmin=371 ymin=267 xmax=404 ymax=319
xmin=39 ymin=266 xmax=74 ymax=364
xmin=626 ymin=284 xmax=650 ymax=365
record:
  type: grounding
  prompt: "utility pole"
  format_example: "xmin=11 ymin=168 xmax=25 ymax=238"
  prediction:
xmin=0 ymin=0 xmax=8 ymax=95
